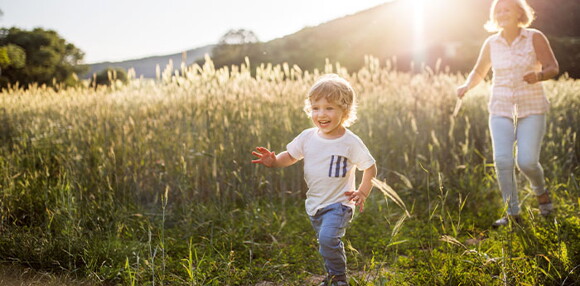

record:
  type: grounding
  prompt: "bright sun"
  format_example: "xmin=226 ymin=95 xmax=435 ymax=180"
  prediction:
xmin=412 ymin=0 xmax=426 ymax=64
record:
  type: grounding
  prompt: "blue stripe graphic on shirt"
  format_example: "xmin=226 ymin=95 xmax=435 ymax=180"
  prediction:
xmin=328 ymin=155 xmax=347 ymax=177
xmin=343 ymin=157 xmax=347 ymax=177
xmin=329 ymin=155 xmax=335 ymax=177
xmin=334 ymin=156 xmax=342 ymax=177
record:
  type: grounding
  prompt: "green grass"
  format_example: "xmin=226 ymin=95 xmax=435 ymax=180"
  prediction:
xmin=0 ymin=58 xmax=579 ymax=285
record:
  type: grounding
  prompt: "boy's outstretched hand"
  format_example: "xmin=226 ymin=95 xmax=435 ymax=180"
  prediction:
xmin=252 ymin=147 xmax=277 ymax=167
xmin=345 ymin=190 xmax=368 ymax=212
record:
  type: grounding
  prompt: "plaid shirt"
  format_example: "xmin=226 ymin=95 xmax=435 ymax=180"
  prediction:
xmin=489 ymin=28 xmax=549 ymax=118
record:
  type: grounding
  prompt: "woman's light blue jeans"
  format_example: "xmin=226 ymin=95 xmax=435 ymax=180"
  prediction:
xmin=490 ymin=114 xmax=547 ymax=215
xmin=309 ymin=202 xmax=353 ymax=279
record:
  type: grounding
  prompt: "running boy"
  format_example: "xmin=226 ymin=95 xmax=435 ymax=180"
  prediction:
xmin=252 ymin=74 xmax=377 ymax=285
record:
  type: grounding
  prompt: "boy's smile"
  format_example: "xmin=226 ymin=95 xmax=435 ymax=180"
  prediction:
xmin=310 ymin=97 xmax=346 ymax=139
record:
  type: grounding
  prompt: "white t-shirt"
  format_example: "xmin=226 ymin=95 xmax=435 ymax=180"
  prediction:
xmin=286 ymin=128 xmax=375 ymax=216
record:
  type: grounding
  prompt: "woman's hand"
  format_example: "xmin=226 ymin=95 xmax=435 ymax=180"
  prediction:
xmin=456 ymin=84 xmax=469 ymax=99
xmin=523 ymin=71 xmax=541 ymax=84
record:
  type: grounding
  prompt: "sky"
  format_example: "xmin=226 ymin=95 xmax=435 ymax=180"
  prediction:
xmin=0 ymin=0 xmax=391 ymax=64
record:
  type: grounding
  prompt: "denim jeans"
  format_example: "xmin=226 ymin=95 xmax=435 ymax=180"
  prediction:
xmin=490 ymin=114 xmax=546 ymax=215
xmin=309 ymin=202 xmax=353 ymax=278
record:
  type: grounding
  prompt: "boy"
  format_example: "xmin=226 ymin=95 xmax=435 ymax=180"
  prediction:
xmin=252 ymin=74 xmax=377 ymax=285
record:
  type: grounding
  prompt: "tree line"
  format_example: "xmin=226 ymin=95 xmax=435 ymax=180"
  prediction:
xmin=0 ymin=27 xmax=86 ymax=88
xmin=0 ymin=27 xmax=128 ymax=89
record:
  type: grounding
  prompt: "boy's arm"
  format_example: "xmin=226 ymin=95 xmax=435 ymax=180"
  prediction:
xmin=345 ymin=164 xmax=377 ymax=212
xmin=252 ymin=147 xmax=298 ymax=168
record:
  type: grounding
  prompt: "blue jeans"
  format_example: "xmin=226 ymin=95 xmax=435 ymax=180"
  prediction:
xmin=309 ymin=202 xmax=353 ymax=278
xmin=490 ymin=114 xmax=546 ymax=215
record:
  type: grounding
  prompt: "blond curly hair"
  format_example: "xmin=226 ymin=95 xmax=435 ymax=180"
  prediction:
xmin=303 ymin=74 xmax=358 ymax=127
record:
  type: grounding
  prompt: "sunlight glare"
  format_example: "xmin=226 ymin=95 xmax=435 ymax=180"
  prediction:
xmin=412 ymin=0 xmax=426 ymax=67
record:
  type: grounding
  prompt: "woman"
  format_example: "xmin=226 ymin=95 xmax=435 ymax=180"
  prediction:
xmin=456 ymin=0 xmax=559 ymax=227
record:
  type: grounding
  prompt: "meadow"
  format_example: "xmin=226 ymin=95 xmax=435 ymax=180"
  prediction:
xmin=0 ymin=57 xmax=579 ymax=285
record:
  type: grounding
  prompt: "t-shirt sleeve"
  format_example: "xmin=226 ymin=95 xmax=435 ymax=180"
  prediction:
xmin=286 ymin=129 xmax=308 ymax=160
xmin=351 ymin=137 xmax=375 ymax=171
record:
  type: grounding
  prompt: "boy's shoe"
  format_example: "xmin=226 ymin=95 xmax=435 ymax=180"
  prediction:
xmin=319 ymin=275 xmax=348 ymax=286
xmin=492 ymin=215 xmax=522 ymax=228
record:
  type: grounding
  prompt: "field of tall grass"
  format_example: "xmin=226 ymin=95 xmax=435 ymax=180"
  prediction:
xmin=1 ymin=57 xmax=579 ymax=285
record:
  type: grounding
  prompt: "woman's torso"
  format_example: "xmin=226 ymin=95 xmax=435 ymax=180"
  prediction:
xmin=489 ymin=28 xmax=548 ymax=118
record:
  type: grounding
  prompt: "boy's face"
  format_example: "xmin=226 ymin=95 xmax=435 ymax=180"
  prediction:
xmin=310 ymin=97 xmax=346 ymax=139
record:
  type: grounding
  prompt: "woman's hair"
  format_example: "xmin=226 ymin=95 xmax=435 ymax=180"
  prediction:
xmin=303 ymin=74 xmax=358 ymax=127
xmin=484 ymin=0 xmax=536 ymax=32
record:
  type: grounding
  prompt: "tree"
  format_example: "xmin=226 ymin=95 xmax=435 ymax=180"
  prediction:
xmin=0 ymin=27 xmax=87 ymax=88
xmin=0 ymin=44 xmax=26 ymax=87
xmin=218 ymin=29 xmax=259 ymax=45
xmin=0 ymin=44 xmax=26 ymax=69
xmin=210 ymin=29 xmax=262 ymax=68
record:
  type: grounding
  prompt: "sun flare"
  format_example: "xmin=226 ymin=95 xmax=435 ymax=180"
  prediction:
xmin=412 ymin=0 xmax=426 ymax=65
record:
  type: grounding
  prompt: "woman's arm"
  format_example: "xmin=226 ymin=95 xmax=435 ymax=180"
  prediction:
xmin=457 ymin=38 xmax=492 ymax=99
xmin=523 ymin=30 xmax=559 ymax=84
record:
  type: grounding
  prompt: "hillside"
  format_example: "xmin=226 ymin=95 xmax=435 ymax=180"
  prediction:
xmin=89 ymin=0 xmax=580 ymax=78
xmin=87 ymin=45 xmax=213 ymax=78
xmin=211 ymin=0 xmax=579 ymax=76
xmin=265 ymin=0 xmax=490 ymax=71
